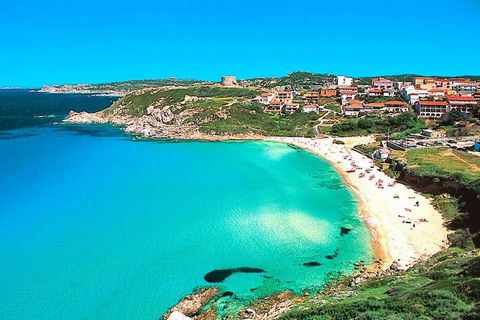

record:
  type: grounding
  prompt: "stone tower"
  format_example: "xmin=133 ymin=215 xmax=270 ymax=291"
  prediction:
xmin=221 ymin=76 xmax=237 ymax=87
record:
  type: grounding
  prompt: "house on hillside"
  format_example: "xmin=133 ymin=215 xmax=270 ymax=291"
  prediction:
xmin=384 ymin=101 xmax=409 ymax=114
xmin=416 ymin=100 xmax=449 ymax=118
xmin=304 ymin=91 xmax=320 ymax=105
xmin=446 ymin=95 xmax=478 ymax=116
xmin=277 ymin=91 xmax=293 ymax=103
xmin=338 ymin=86 xmax=358 ymax=104
xmin=363 ymin=102 xmax=385 ymax=112
xmin=454 ymin=82 xmax=478 ymax=93
xmin=343 ymin=100 xmax=369 ymax=116
xmin=372 ymin=77 xmax=394 ymax=91
xmin=259 ymin=92 xmax=275 ymax=105
xmin=284 ymin=102 xmax=300 ymax=115
xmin=320 ymin=88 xmax=337 ymax=97
xmin=367 ymin=88 xmax=382 ymax=97
xmin=337 ymin=76 xmax=353 ymax=86
xmin=265 ymin=99 xmax=283 ymax=115
xmin=303 ymin=104 xmax=319 ymax=114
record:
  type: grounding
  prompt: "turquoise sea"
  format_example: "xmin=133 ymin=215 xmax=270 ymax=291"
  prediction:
xmin=0 ymin=90 xmax=372 ymax=319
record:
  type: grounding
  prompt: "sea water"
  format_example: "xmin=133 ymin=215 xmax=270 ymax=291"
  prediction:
xmin=0 ymin=90 xmax=372 ymax=319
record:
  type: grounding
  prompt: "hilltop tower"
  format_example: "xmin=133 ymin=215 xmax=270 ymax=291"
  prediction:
xmin=221 ymin=76 xmax=237 ymax=87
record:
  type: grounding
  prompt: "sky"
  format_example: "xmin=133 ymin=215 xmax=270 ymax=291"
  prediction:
xmin=1 ymin=0 xmax=480 ymax=87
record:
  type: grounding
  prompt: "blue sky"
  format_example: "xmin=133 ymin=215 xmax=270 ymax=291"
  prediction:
xmin=1 ymin=0 xmax=479 ymax=87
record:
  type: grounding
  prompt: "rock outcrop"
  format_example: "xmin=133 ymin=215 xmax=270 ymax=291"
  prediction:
xmin=163 ymin=288 xmax=219 ymax=320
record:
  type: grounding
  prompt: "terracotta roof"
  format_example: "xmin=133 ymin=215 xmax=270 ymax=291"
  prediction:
xmin=364 ymin=102 xmax=385 ymax=107
xmin=369 ymin=89 xmax=382 ymax=93
xmin=419 ymin=101 xmax=448 ymax=106
xmin=385 ymin=100 xmax=408 ymax=106
xmin=446 ymin=95 xmax=477 ymax=101
xmin=338 ymin=86 xmax=358 ymax=90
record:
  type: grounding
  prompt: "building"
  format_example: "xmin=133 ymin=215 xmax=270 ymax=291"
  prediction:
xmin=259 ymin=92 xmax=275 ymax=105
xmin=446 ymin=95 xmax=478 ymax=116
xmin=428 ymin=88 xmax=448 ymax=99
xmin=416 ymin=100 xmax=449 ymax=118
xmin=372 ymin=77 xmax=394 ymax=91
xmin=343 ymin=100 xmax=369 ymax=116
xmin=384 ymin=101 xmax=409 ymax=114
xmin=304 ymin=91 xmax=319 ymax=104
xmin=404 ymin=87 xmax=429 ymax=104
xmin=320 ymin=88 xmax=337 ymax=97
xmin=277 ymin=91 xmax=293 ymax=103
xmin=303 ymin=104 xmax=318 ymax=113
xmin=336 ymin=76 xmax=353 ymax=86
xmin=395 ymin=81 xmax=413 ymax=91
xmin=421 ymin=129 xmax=447 ymax=138
xmin=454 ymin=82 xmax=478 ymax=93
xmin=221 ymin=76 xmax=237 ymax=87
xmin=414 ymin=77 xmax=437 ymax=90
xmin=284 ymin=102 xmax=300 ymax=115
xmin=363 ymin=102 xmax=385 ymax=112
xmin=338 ymin=86 xmax=358 ymax=104
xmin=265 ymin=99 xmax=283 ymax=115
xmin=367 ymin=88 xmax=382 ymax=97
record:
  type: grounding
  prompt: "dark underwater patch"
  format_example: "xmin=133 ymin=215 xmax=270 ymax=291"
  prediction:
xmin=204 ymin=267 xmax=265 ymax=283
xmin=340 ymin=227 xmax=352 ymax=236
xmin=303 ymin=261 xmax=322 ymax=267
xmin=326 ymin=249 xmax=339 ymax=260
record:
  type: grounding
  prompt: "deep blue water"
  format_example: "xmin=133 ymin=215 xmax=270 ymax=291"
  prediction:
xmin=0 ymin=90 xmax=372 ymax=319
xmin=0 ymin=89 xmax=117 ymax=132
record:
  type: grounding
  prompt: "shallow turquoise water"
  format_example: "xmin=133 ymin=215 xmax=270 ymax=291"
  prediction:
xmin=0 ymin=126 xmax=372 ymax=319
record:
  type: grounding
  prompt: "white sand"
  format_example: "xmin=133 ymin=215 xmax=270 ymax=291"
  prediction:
xmin=268 ymin=136 xmax=450 ymax=270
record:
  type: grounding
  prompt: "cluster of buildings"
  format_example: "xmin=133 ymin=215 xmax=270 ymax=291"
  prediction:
xmin=257 ymin=76 xmax=412 ymax=116
xmin=343 ymin=100 xmax=409 ymax=116
xmin=253 ymin=75 xmax=480 ymax=118
xmin=404 ymin=77 xmax=480 ymax=118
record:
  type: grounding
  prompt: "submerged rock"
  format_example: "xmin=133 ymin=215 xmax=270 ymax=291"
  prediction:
xmin=203 ymin=267 xmax=264 ymax=283
xmin=340 ymin=227 xmax=352 ymax=236
xmin=326 ymin=249 xmax=339 ymax=260
xmin=303 ymin=261 xmax=322 ymax=267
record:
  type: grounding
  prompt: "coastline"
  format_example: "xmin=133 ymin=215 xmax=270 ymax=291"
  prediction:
xmin=62 ymin=115 xmax=450 ymax=317
xmin=64 ymin=111 xmax=449 ymax=269
xmin=268 ymin=136 xmax=450 ymax=271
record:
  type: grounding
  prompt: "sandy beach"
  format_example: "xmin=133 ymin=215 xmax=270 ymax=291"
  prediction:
xmin=269 ymin=136 xmax=450 ymax=270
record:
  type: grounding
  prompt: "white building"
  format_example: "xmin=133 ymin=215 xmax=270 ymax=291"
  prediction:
xmin=336 ymin=76 xmax=353 ymax=86
xmin=303 ymin=104 xmax=318 ymax=113
xmin=259 ymin=92 xmax=275 ymax=105
xmin=402 ymin=85 xmax=429 ymax=104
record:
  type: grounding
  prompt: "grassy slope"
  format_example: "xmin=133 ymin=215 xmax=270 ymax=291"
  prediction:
xmin=402 ymin=148 xmax=480 ymax=185
xmin=104 ymin=86 xmax=259 ymax=116
xmin=329 ymin=112 xmax=426 ymax=138
xmin=101 ymin=86 xmax=321 ymax=137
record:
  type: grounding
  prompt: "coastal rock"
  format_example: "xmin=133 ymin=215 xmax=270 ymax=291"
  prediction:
xmin=163 ymin=287 xmax=219 ymax=319
xmin=64 ymin=111 xmax=109 ymax=124
xmin=167 ymin=311 xmax=192 ymax=320
xmin=147 ymin=106 xmax=175 ymax=124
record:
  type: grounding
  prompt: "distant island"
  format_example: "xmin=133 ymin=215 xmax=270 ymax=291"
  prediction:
xmin=58 ymin=72 xmax=480 ymax=319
